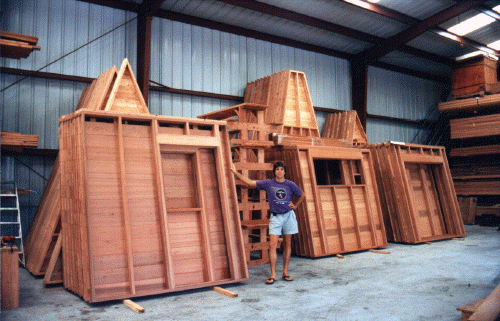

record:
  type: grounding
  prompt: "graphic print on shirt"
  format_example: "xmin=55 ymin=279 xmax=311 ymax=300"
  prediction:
xmin=271 ymin=187 xmax=287 ymax=205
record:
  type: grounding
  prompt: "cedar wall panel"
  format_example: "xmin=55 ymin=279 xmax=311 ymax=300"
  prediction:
xmin=269 ymin=145 xmax=387 ymax=258
xmin=370 ymin=143 xmax=466 ymax=243
xmin=59 ymin=111 xmax=247 ymax=302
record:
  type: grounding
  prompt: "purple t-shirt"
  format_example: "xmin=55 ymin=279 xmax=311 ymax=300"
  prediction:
xmin=256 ymin=179 xmax=303 ymax=214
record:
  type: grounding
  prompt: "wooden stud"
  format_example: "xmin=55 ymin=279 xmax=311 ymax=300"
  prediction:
xmin=368 ymin=249 xmax=391 ymax=254
xmin=123 ymin=299 xmax=145 ymax=313
xmin=117 ymin=117 xmax=136 ymax=295
xmin=213 ymin=286 xmax=238 ymax=298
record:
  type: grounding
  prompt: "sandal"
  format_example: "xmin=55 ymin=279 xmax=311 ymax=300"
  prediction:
xmin=282 ymin=275 xmax=293 ymax=282
xmin=265 ymin=277 xmax=276 ymax=285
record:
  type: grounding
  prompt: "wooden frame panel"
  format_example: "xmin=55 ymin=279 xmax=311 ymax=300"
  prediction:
xmin=58 ymin=111 xmax=248 ymax=302
xmin=370 ymin=142 xmax=466 ymax=243
xmin=269 ymin=145 xmax=387 ymax=258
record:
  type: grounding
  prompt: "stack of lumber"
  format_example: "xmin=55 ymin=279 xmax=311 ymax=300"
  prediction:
xmin=321 ymin=110 xmax=369 ymax=147
xmin=1 ymin=131 xmax=39 ymax=153
xmin=199 ymin=103 xmax=275 ymax=266
xmin=450 ymin=114 xmax=500 ymax=139
xmin=24 ymin=158 xmax=62 ymax=284
xmin=0 ymin=31 xmax=40 ymax=59
xmin=451 ymin=161 xmax=500 ymax=196
xmin=370 ymin=142 xmax=466 ymax=243
xmin=267 ymin=145 xmax=387 ymax=257
xmin=244 ymin=70 xmax=320 ymax=137
xmin=450 ymin=53 xmax=499 ymax=99
xmin=438 ymin=89 xmax=500 ymax=198
xmin=439 ymin=54 xmax=500 ymax=200
xmin=272 ymin=134 xmax=352 ymax=148
xmin=25 ymin=59 xmax=248 ymax=303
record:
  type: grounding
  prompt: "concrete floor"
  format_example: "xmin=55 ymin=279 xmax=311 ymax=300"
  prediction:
xmin=2 ymin=224 xmax=499 ymax=321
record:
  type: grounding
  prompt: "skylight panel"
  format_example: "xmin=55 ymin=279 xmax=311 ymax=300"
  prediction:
xmin=447 ymin=13 xmax=495 ymax=36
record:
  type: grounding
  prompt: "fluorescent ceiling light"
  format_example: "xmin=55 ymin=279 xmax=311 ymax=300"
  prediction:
xmin=493 ymin=5 xmax=500 ymax=13
xmin=455 ymin=51 xmax=498 ymax=61
xmin=436 ymin=30 xmax=460 ymax=41
xmin=344 ymin=0 xmax=370 ymax=9
xmin=488 ymin=39 xmax=500 ymax=50
xmin=447 ymin=13 xmax=495 ymax=36
xmin=367 ymin=0 xmax=380 ymax=3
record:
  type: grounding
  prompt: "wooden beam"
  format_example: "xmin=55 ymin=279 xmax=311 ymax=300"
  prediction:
xmin=123 ymin=299 xmax=145 ymax=313
xmin=213 ymin=286 xmax=238 ymax=298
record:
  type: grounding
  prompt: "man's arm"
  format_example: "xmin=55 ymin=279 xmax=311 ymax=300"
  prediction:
xmin=289 ymin=192 xmax=305 ymax=210
xmin=230 ymin=163 xmax=257 ymax=188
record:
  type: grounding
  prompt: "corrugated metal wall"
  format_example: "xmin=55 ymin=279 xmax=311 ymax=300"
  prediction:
xmin=147 ymin=19 xmax=351 ymax=119
xmin=366 ymin=66 xmax=448 ymax=144
xmin=1 ymin=0 xmax=446 ymax=236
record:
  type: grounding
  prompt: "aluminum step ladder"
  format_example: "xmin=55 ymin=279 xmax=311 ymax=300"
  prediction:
xmin=0 ymin=181 xmax=25 ymax=266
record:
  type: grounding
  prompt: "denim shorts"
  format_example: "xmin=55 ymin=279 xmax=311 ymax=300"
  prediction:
xmin=268 ymin=209 xmax=298 ymax=235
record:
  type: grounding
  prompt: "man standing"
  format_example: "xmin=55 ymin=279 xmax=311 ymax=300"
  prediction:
xmin=231 ymin=161 xmax=305 ymax=284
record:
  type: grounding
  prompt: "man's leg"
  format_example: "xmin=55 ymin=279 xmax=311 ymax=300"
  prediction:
xmin=282 ymin=234 xmax=292 ymax=278
xmin=268 ymin=234 xmax=279 ymax=281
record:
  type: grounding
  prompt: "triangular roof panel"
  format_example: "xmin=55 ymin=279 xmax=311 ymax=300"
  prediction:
xmin=104 ymin=58 xmax=149 ymax=114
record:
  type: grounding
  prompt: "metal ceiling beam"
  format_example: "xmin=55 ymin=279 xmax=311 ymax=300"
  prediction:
xmin=355 ymin=0 xmax=491 ymax=65
xmin=217 ymin=0 xmax=453 ymax=66
xmin=342 ymin=0 xmax=500 ymax=58
xmin=136 ymin=0 xmax=165 ymax=105
xmin=217 ymin=0 xmax=378 ymax=43
xmin=138 ymin=0 xmax=164 ymax=16
xmin=77 ymin=0 xmax=444 ymax=81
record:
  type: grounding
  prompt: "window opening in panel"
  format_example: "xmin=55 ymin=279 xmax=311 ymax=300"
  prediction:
xmin=313 ymin=159 xmax=342 ymax=185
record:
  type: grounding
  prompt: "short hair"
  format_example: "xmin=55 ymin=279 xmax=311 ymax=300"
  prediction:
xmin=273 ymin=161 xmax=287 ymax=175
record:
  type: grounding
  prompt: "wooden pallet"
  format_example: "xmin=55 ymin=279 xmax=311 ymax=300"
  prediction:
xmin=199 ymin=103 xmax=275 ymax=266
xmin=244 ymin=70 xmax=320 ymax=137
xmin=266 ymin=145 xmax=387 ymax=258
xmin=370 ymin=142 xmax=466 ymax=243
xmin=321 ymin=110 xmax=368 ymax=147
